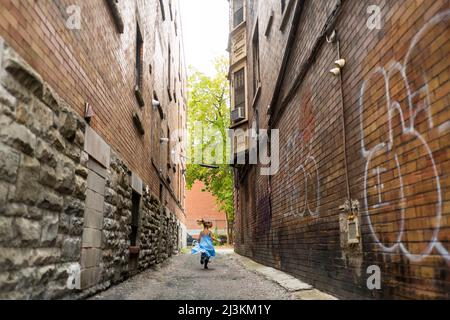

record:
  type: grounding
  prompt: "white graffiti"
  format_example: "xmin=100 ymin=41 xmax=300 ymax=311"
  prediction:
xmin=282 ymin=129 xmax=320 ymax=218
xmin=360 ymin=11 xmax=450 ymax=262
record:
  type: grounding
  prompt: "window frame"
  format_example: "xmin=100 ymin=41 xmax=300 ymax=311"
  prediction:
xmin=135 ymin=21 xmax=145 ymax=107
xmin=265 ymin=10 xmax=274 ymax=37
xmin=159 ymin=0 xmax=166 ymax=21
xmin=281 ymin=0 xmax=287 ymax=13
xmin=252 ymin=21 xmax=261 ymax=97
xmin=233 ymin=68 xmax=246 ymax=112
xmin=168 ymin=0 xmax=174 ymax=21
xmin=167 ymin=45 xmax=172 ymax=100
xmin=280 ymin=0 xmax=294 ymax=31
xmin=130 ymin=191 xmax=141 ymax=246
xmin=232 ymin=0 xmax=245 ymax=29
xmin=106 ymin=0 xmax=124 ymax=33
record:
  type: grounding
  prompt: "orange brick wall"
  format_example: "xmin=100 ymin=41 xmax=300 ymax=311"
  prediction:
xmin=233 ymin=0 xmax=450 ymax=299
xmin=186 ymin=181 xmax=228 ymax=236
xmin=0 ymin=0 xmax=187 ymax=222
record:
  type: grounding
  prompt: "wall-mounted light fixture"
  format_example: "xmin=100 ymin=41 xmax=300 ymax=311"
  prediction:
xmin=84 ymin=102 xmax=94 ymax=122
xmin=152 ymin=99 xmax=161 ymax=108
xmin=330 ymin=67 xmax=341 ymax=76
xmin=330 ymin=60 xmax=346 ymax=76
xmin=335 ymin=59 xmax=346 ymax=68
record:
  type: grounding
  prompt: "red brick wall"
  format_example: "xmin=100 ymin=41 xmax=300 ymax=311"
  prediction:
xmin=186 ymin=181 xmax=228 ymax=236
xmin=0 ymin=0 xmax=187 ymax=221
xmin=233 ymin=0 xmax=450 ymax=299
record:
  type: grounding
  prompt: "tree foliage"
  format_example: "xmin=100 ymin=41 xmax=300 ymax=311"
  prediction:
xmin=185 ymin=57 xmax=234 ymax=226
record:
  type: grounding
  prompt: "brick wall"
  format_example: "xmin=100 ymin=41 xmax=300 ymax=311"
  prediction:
xmin=0 ymin=0 xmax=187 ymax=219
xmin=233 ymin=0 xmax=450 ymax=299
xmin=186 ymin=181 xmax=228 ymax=236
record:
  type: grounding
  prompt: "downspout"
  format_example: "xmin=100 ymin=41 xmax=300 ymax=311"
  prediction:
xmin=335 ymin=32 xmax=351 ymax=201
xmin=329 ymin=30 xmax=360 ymax=234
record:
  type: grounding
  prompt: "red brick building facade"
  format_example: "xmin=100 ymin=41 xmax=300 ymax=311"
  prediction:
xmin=0 ymin=0 xmax=187 ymax=215
xmin=186 ymin=181 xmax=228 ymax=237
xmin=229 ymin=0 xmax=450 ymax=299
xmin=0 ymin=0 xmax=187 ymax=298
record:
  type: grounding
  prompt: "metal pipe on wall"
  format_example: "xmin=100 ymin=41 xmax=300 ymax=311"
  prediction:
xmin=330 ymin=30 xmax=352 ymax=201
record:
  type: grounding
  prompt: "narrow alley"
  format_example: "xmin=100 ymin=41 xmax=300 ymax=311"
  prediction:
xmin=90 ymin=249 xmax=334 ymax=300
xmin=0 ymin=0 xmax=449 ymax=305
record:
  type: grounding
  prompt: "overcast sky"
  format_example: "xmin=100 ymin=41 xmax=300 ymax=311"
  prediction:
xmin=179 ymin=0 xmax=229 ymax=77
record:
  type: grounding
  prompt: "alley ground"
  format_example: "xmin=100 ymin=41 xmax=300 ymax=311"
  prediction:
xmin=90 ymin=249 xmax=336 ymax=300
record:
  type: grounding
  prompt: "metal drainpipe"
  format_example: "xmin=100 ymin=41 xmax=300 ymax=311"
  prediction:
xmin=335 ymin=32 xmax=352 ymax=201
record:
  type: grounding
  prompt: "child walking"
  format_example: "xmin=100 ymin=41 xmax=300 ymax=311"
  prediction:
xmin=191 ymin=220 xmax=217 ymax=269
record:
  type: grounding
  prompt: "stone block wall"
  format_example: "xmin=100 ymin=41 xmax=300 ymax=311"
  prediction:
xmin=0 ymin=39 xmax=181 ymax=299
xmin=0 ymin=40 xmax=87 ymax=299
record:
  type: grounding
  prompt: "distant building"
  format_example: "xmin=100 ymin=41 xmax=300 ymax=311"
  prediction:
xmin=186 ymin=181 xmax=228 ymax=237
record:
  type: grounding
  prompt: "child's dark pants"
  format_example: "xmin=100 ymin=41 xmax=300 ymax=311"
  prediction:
xmin=200 ymin=253 xmax=209 ymax=269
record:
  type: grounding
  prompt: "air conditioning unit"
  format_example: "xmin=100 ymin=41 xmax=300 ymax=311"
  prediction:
xmin=231 ymin=107 xmax=245 ymax=122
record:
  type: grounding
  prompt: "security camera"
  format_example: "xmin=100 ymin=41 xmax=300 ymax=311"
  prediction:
xmin=152 ymin=99 xmax=161 ymax=108
xmin=160 ymin=138 xmax=170 ymax=143
xmin=330 ymin=67 xmax=341 ymax=76
xmin=335 ymin=59 xmax=346 ymax=68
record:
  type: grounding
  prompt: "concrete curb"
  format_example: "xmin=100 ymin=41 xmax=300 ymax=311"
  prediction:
xmin=234 ymin=253 xmax=338 ymax=300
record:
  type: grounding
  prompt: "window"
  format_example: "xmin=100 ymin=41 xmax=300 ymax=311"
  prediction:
xmin=233 ymin=0 xmax=244 ymax=28
xmin=281 ymin=0 xmax=287 ymax=13
xmin=135 ymin=22 xmax=144 ymax=106
xmin=252 ymin=23 xmax=261 ymax=95
xmin=265 ymin=11 xmax=274 ymax=37
xmin=280 ymin=0 xmax=293 ymax=31
xmin=130 ymin=191 xmax=141 ymax=246
xmin=167 ymin=127 xmax=171 ymax=169
xmin=168 ymin=0 xmax=173 ymax=21
xmin=159 ymin=0 xmax=166 ymax=21
xmin=167 ymin=46 xmax=172 ymax=100
xmin=231 ymin=68 xmax=246 ymax=123
xmin=234 ymin=68 xmax=245 ymax=111
xmin=106 ymin=0 xmax=124 ymax=33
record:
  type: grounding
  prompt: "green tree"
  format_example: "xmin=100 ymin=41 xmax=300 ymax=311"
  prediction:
xmin=186 ymin=57 xmax=234 ymax=244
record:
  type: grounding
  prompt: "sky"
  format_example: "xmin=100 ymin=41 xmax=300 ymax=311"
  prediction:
xmin=179 ymin=0 xmax=229 ymax=77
